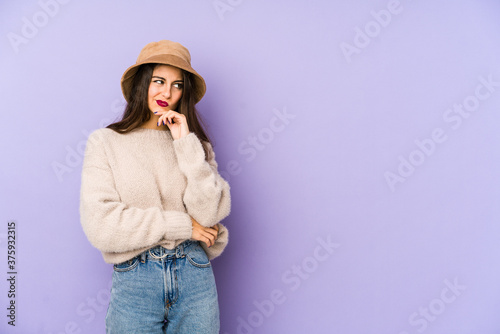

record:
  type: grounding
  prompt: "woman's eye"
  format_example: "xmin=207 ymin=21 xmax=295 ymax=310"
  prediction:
xmin=173 ymin=83 xmax=184 ymax=89
xmin=154 ymin=80 xmax=164 ymax=84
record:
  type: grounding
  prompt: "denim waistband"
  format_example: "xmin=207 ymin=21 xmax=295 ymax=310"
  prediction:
xmin=139 ymin=239 xmax=198 ymax=262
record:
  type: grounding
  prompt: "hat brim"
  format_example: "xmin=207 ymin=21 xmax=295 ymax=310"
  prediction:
xmin=120 ymin=54 xmax=206 ymax=103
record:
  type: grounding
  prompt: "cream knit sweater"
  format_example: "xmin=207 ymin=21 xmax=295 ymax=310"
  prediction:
xmin=79 ymin=127 xmax=231 ymax=264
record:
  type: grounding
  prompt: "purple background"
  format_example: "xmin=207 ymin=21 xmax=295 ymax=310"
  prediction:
xmin=1 ymin=0 xmax=500 ymax=333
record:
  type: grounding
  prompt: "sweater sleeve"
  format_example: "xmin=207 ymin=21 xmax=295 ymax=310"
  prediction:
xmin=173 ymin=132 xmax=231 ymax=227
xmin=79 ymin=130 xmax=193 ymax=254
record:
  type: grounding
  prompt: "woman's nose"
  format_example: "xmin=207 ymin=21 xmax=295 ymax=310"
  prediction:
xmin=162 ymin=86 xmax=171 ymax=99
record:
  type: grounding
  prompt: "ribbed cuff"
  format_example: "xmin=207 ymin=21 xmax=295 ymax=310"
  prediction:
xmin=162 ymin=211 xmax=193 ymax=241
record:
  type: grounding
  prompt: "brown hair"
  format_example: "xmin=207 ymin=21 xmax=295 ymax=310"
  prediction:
xmin=107 ymin=63 xmax=212 ymax=159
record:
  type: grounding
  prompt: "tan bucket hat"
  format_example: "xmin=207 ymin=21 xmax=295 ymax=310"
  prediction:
xmin=120 ymin=40 xmax=206 ymax=103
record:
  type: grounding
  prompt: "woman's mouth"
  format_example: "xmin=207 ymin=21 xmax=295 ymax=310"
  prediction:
xmin=156 ymin=100 xmax=169 ymax=107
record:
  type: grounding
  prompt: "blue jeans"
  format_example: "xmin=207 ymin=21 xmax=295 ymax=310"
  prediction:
xmin=105 ymin=240 xmax=220 ymax=333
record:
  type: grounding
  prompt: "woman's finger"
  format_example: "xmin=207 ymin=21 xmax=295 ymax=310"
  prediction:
xmin=201 ymin=234 xmax=213 ymax=248
xmin=204 ymin=227 xmax=218 ymax=239
xmin=153 ymin=112 xmax=166 ymax=126
xmin=198 ymin=234 xmax=210 ymax=248
xmin=166 ymin=110 xmax=186 ymax=123
xmin=194 ymin=230 xmax=212 ymax=247
xmin=202 ymin=229 xmax=216 ymax=244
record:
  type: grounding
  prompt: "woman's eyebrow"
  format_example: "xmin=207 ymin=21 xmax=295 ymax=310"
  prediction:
xmin=152 ymin=76 xmax=183 ymax=82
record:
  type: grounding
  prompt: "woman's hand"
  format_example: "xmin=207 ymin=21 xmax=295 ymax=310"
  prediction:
xmin=191 ymin=217 xmax=219 ymax=248
xmin=154 ymin=110 xmax=190 ymax=140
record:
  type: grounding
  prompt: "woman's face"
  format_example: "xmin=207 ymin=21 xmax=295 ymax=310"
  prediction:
xmin=147 ymin=64 xmax=184 ymax=113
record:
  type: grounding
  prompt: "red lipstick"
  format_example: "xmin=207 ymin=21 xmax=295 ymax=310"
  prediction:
xmin=156 ymin=100 xmax=169 ymax=107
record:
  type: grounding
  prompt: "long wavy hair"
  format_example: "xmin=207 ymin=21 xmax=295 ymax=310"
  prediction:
xmin=107 ymin=63 xmax=212 ymax=160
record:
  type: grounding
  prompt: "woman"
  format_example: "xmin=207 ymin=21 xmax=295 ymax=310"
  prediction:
xmin=79 ymin=40 xmax=231 ymax=333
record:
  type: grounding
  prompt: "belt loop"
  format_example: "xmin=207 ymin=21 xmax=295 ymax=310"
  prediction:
xmin=140 ymin=251 xmax=146 ymax=263
xmin=175 ymin=242 xmax=183 ymax=258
